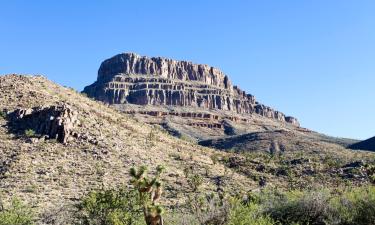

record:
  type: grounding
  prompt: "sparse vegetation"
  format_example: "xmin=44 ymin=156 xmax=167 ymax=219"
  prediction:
xmin=24 ymin=184 xmax=38 ymax=194
xmin=227 ymin=199 xmax=275 ymax=225
xmin=168 ymin=153 xmax=182 ymax=161
xmin=188 ymin=174 xmax=204 ymax=192
xmin=210 ymin=153 xmax=220 ymax=165
xmin=24 ymin=129 xmax=36 ymax=137
xmin=179 ymin=134 xmax=194 ymax=142
xmin=72 ymin=165 xmax=375 ymax=225
xmin=146 ymin=129 xmax=157 ymax=147
xmin=188 ymin=193 xmax=230 ymax=225
xmin=0 ymin=110 xmax=6 ymax=119
xmin=76 ymin=188 xmax=143 ymax=225
xmin=0 ymin=198 xmax=35 ymax=225
xmin=262 ymin=186 xmax=375 ymax=225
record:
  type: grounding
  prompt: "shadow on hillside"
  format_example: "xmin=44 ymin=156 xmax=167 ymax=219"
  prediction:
xmin=4 ymin=107 xmax=67 ymax=143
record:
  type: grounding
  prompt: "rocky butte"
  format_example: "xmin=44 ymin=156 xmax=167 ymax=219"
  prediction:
xmin=83 ymin=53 xmax=300 ymax=140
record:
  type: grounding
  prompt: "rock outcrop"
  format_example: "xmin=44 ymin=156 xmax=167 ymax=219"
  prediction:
xmin=83 ymin=53 xmax=299 ymax=126
xmin=7 ymin=104 xmax=79 ymax=143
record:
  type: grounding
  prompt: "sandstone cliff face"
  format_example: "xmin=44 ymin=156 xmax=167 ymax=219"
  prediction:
xmin=83 ymin=53 xmax=299 ymax=126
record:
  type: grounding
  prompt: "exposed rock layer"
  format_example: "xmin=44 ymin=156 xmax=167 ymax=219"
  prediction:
xmin=83 ymin=53 xmax=299 ymax=126
xmin=7 ymin=104 xmax=79 ymax=143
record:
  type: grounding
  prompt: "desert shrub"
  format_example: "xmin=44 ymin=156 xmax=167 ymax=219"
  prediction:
xmin=210 ymin=153 xmax=220 ymax=165
xmin=259 ymin=186 xmax=375 ymax=225
xmin=186 ymin=192 xmax=275 ymax=225
xmin=163 ymin=212 xmax=199 ymax=225
xmin=81 ymin=92 xmax=88 ymax=97
xmin=179 ymin=134 xmax=193 ymax=142
xmin=0 ymin=110 xmax=6 ymax=119
xmin=24 ymin=129 xmax=36 ymax=137
xmin=146 ymin=130 xmax=156 ymax=147
xmin=0 ymin=198 xmax=35 ymax=225
xmin=188 ymin=193 xmax=230 ymax=225
xmin=188 ymin=174 xmax=204 ymax=192
xmin=365 ymin=164 xmax=375 ymax=184
xmin=169 ymin=153 xmax=182 ymax=161
xmin=76 ymin=188 xmax=143 ymax=225
xmin=322 ymin=155 xmax=343 ymax=169
xmin=333 ymin=186 xmax=375 ymax=225
xmin=262 ymin=189 xmax=336 ymax=225
xmin=40 ymin=204 xmax=78 ymax=225
xmin=227 ymin=198 xmax=275 ymax=225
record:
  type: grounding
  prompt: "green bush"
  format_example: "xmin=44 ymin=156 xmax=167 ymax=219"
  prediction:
xmin=334 ymin=186 xmax=375 ymax=225
xmin=262 ymin=189 xmax=335 ymax=225
xmin=24 ymin=129 xmax=36 ymax=137
xmin=0 ymin=110 xmax=6 ymax=119
xmin=228 ymin=198 xmax=275 ymax=225
xmin=0 ymin=198 xmax=35 ymax=225
xmin=76 ymin=188 xmax=144 ymax=225
xmin=260 ymin=186 xmax=375 ymax=225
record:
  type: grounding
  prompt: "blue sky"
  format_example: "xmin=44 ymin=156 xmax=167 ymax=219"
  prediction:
xmin=1 ymin=1 xmax=374 ymax=140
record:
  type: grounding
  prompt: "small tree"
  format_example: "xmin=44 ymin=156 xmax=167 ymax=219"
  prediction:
xmin=130 ymin=165 xmax=165 ymax=225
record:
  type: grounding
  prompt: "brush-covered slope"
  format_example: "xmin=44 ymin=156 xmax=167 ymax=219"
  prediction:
xmin=0 ymin=74 xmax=253 ymax=217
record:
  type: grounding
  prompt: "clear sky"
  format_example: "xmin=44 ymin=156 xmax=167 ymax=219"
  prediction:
xmin=1 ymin=1 xmax=374 ymax=140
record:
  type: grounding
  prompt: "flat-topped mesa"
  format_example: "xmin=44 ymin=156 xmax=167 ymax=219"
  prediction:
xmin=97 ymin=52 xmax=230 ymax=88
xmin=83 ymin=53 xmax=299 ymax=126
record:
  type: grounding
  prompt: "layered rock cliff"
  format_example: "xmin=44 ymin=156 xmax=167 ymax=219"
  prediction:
xmin=83 ymin=53 xmax=299 ymax=126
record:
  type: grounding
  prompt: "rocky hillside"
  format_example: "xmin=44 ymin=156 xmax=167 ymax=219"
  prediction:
xmin=0 ymin=74 xmax=374 ymax=224
xmin=83 ymin=53 xmax=299 ymax=141
xmin=0 ymin=74 xmax=254 ymax=219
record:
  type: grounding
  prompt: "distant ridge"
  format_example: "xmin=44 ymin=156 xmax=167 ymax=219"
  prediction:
xmin=349 ymin=136 xmax=375 ymax=151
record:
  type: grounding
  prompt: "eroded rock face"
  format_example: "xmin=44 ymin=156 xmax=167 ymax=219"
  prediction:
xmin=8 ymin=104 xmax=79 ymax=143
xmin=83 ymin=53 xmax=298 ymax=126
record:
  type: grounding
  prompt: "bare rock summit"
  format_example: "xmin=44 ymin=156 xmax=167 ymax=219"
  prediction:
xmin=84 ymin=53 xmax=297 ymax=123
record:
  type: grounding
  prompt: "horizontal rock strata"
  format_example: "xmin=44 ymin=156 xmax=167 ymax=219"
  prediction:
xmin=83 ymin=53 xmax=299 ymax=126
